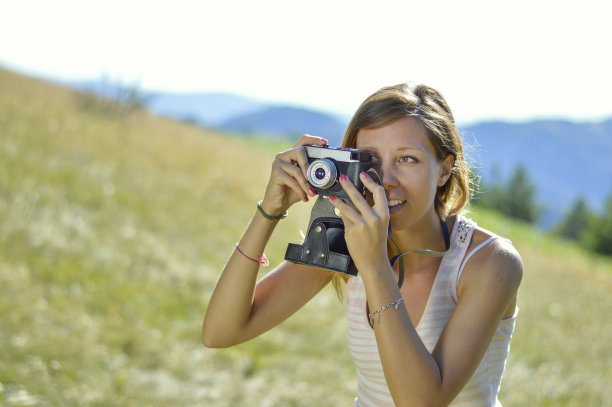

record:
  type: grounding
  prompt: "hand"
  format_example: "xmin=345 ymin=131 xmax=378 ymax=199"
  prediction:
xmin=329 ymin=171 xmax=391 ymax=273
xmin=260 ymin=134 xmax=328 ymax=216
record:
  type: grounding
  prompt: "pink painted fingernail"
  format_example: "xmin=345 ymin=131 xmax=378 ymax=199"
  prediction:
xmin=361 ymin=171 xmax=369 ymax=179
xmin=308 ymin=188 xmax=316 ymax=196
xmin=339 ymin=174 xmax=348 ymax=182
xmin=329 ymin=195 xmax=337 ymax=202
xmin=321 ymin=138 xmax=329 ymax=145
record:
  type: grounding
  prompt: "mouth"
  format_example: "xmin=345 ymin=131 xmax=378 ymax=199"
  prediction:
xmin=388 ymin=199 xmax=406 ymax=208
xmin=388 ymin=199 xmax=406 ymax=215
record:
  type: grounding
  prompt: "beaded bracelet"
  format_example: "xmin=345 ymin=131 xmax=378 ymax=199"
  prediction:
xmin=235 ymin=244 xmax=270 ymax=267
xmin=369 ymin=297 xmax=404 ymax=326
xmin=257 ymin=200 xmax=288 ymax=220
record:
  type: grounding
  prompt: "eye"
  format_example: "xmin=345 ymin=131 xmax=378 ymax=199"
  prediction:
xmin=398 ymin=155 xmax=418 ymax=164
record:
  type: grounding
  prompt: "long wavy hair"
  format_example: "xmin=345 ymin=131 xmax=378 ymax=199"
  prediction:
xmin=341 ymin=83 xmax=472 ymax=219
xmin=331 ymin=83 xmax=474 ymax=298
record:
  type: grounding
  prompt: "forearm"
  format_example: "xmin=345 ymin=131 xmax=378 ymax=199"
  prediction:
xmin=202 ymin=207 xmax=279 ymax=347
xmin=361 ymin=267 xmax=445 ymax=406
xmin=203 ymin=135 xmax=327 ymax=347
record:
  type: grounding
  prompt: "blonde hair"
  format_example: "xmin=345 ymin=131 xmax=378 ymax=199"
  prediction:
xmin=341 ymin=83 xmax=473 ymax=219
xmin=331 ymin=83 xmax=474 ymax=299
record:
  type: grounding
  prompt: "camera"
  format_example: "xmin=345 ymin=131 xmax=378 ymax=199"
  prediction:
xmin=304 ymin=145 xmax=381 ymax=201
xmin=285 ymin=145 xmax=382 ymax=276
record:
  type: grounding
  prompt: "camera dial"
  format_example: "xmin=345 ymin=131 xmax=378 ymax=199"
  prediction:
xmin=307 ymin=158 xmax=337 ymax=189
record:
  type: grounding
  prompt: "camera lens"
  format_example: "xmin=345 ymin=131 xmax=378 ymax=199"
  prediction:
xmin=307 ymin=159 xmax=337 ymax=189
xmin=315 ymin=168 xmax=326 ymax=180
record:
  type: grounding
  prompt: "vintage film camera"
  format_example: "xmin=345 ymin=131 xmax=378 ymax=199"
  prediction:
xmin=285 ymin=145 xmax=382 ymax=275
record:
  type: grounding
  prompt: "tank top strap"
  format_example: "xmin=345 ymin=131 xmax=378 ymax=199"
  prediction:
xmin=439 ymin=215 xmax=477 ymax=303
xmin=440 ymin=215 xmax=476 ymax=273
xmin=451 ymin=215 xmax=477 ymax=249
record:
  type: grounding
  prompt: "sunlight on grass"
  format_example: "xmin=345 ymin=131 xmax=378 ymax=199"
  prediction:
xmin=470 ymin=209 xmax=612 ymax=405
xmin=1 ymin=67 xmax=611 ymax=406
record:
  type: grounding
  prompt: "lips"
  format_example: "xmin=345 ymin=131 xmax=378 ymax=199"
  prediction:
xmin=387 ymin=199 xmax=407 ymax=215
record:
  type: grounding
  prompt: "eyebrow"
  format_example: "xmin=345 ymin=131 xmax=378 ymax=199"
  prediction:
xmin=359 ymin=145 xmax=426 ymax=154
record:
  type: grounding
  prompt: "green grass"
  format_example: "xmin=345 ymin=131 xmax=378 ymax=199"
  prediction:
xmin=1 ymin=66 xmax=611 ymax=406
xmin=467 ymin=211 xmax=612 ymax=405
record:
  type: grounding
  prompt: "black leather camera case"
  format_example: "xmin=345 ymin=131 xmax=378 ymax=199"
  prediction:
xmin=284 ymin=196 xmax=358 ymax=275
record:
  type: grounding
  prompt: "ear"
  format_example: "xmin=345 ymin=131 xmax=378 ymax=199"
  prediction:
xmin=437 ymin=154 xmax=454 ymax=187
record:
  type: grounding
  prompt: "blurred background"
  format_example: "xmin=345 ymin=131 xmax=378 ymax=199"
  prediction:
xmin=1 ymin=0 xmax=611 ymax=405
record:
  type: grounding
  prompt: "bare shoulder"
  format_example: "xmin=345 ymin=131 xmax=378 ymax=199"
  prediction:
xmin=458 ymin=226 xmax=523 ymax=301
xmin=473 ymin=226 xmax=521 ymax=266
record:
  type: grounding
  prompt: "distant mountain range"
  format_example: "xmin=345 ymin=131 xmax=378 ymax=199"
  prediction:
xmin=145 ymin=91 xmax=349 ymax=143
xmin=147 ymin=92 xmax=265 ymax=127
xmin=68 ymin=80 xmax=612 ymax=228
xmin=461 ymin=119 xmax=612 ymax=226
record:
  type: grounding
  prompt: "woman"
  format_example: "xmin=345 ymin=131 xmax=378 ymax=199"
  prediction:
xmin=203 ymin=83 xmax=523 ymax=406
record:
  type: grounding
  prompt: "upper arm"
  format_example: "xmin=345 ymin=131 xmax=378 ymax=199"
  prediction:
xmin=238 ymin=261 xmax=333 ymax=343
xmin=431 ymin=237 xmax=523 ymax=402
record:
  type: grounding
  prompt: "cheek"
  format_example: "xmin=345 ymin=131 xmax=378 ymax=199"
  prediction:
xmin=414 ymin=164 xmax=438 ymax=186
xmin=401 ymin=168 xmax=438 ymax=199
xmin=418 ymin=168 xmax=441 ymax=203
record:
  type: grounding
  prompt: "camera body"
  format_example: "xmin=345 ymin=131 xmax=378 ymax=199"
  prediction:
xmin=304 ymin=145 xmax=381 ymax=201
xmin=284 ymin=145 xmax=382 ymax=276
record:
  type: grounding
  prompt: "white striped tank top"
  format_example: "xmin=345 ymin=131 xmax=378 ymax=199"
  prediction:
xmin=346 ymin=216 xmax=517 ymax=406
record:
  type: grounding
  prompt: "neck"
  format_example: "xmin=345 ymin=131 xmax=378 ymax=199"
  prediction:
xmin=388 ymin=210 xmax=448 ymax=269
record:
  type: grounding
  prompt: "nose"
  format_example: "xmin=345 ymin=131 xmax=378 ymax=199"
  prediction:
xmin=381 ymin=162 xmax=399 ymax=191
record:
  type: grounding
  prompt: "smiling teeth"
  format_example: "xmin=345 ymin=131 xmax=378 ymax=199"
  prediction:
xmin=388 ymin=200 xmax=406 ymax=207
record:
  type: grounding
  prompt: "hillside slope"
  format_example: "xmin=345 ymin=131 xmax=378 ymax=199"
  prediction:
xmin=64 ymin=80 xmax=612 ymax=225
xmin=1 ymin=67 xmax=611 ymax=406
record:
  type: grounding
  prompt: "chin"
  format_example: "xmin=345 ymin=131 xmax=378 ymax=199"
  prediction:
xmin=388 ymin=203 xmax=436 ymax=231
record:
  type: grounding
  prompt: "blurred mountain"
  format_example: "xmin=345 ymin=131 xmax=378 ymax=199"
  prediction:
xmin=462 ymin=119 xmax=612 ymax=226
xmin=64 ymin=79 xmax=612 ymax=227
xmin=67 ymin=80 xmax=267 ymax=126
xmin=220 ymin=105 xmax=347 ymax=144
xmin=67 ymin=80 xmax=347 ymax=138
xmin=146 ymin=92 xmax=266 ymax=126
xmin=147 ymin=93 xmax=348 ymax=144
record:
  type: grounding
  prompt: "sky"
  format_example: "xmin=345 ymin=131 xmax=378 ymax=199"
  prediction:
xmin=1 ymin=0 xmax=611 ymax=125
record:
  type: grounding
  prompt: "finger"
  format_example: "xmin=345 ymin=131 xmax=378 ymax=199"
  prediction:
xmin=360 ymin=171 xmax=389 ymax=218
xmin=293 ymin=134 xmax=329 ymax=148
xmin=293 ymin=135 xmax=327 ymax=179
xmin=295 ymin=146 xmax=310 ymax=180
xmin=275 ymin=145 xmax=313 ymax=181
xmin=276 ymin=159 xmax=315 ymax=197
xmin=338 ymin=174 xmax=373 ymax=216
xmin=273 ymin=167 xmax=310 ymax=202
xmin=329 ymin=194 xmax=360 ymax=225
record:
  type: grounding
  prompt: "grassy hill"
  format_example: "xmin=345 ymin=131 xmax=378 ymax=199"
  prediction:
xmin=1 ymin=66 xmax=611 ymax=406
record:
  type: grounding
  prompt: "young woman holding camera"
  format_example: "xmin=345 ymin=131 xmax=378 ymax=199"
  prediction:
xmin=202 ymin=83 xmax=523 ymax=406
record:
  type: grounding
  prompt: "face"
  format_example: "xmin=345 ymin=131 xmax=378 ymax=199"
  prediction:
xmin=356 ymin=117 xmax=452 ymax=231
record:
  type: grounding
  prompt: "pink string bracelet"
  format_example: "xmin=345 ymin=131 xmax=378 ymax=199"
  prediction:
xmin=235 ymin=244 xmax=270 ymax=267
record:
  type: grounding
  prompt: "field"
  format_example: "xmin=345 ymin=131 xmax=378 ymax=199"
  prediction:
xmin=1 ymin=67 xmax=611 ymax=406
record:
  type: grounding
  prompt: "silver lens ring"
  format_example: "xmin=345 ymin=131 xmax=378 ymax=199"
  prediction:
xmin=307 ymin=158 xmax=337 ymax=189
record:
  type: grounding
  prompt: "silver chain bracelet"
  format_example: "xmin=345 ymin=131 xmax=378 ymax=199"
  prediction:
xmin=369 ymin=297 xmax=404 ymax=326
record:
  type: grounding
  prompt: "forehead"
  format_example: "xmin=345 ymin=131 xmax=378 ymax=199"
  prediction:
xmin=356 ymin=117 xmax=435 ymax=154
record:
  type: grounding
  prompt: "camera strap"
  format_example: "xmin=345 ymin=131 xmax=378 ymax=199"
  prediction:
xmin=389 ymin=220 xmax=450 ymax=288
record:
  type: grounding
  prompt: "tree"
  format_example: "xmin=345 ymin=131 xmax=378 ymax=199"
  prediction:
xmin=476 ymin=165 xmax=539 ymax=223
xmin=555 ymin=196 xmax=591 ymax=241
xmin=583 ymin=193 xmax=612 ymax=256
xmin=501 ymin=166 xmax=538 ymax=222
